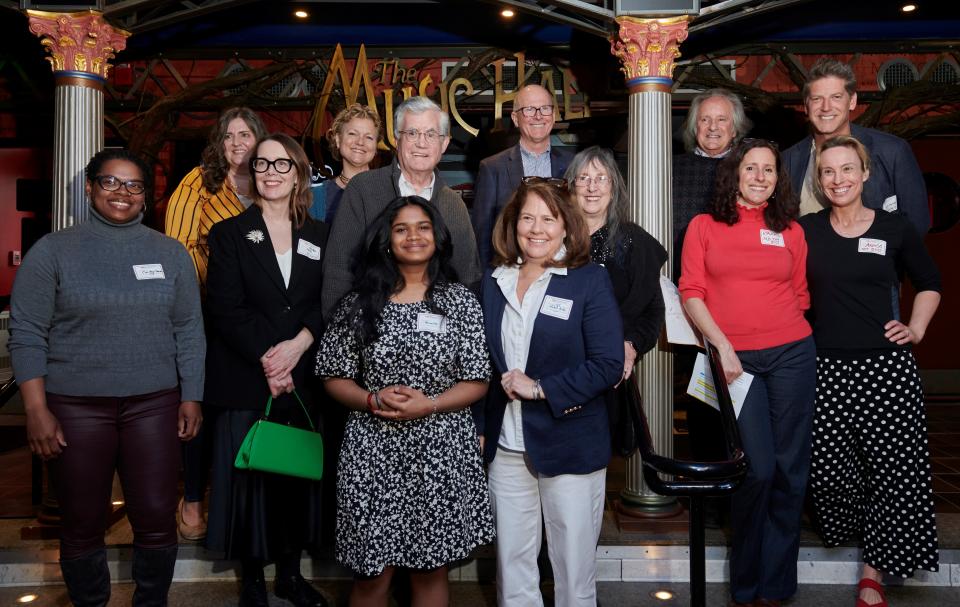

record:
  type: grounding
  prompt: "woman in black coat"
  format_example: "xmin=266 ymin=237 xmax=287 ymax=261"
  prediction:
xmin=204 ymin=133 xmax=329 ymax=607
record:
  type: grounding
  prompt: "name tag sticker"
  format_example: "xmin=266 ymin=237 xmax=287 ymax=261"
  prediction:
xmin=133 ymin=264 xmax=165 ymax=280
xmin=759 ymin=229 xmax=785 ymax=247
xmin=297 ymin=238 xmax=322 ymax=260
xmin=858 ymin=238 xmax=887 ymax=256
xmin=540 ymin=295 xmax=573 ymax=320
xmin=416 ymin=312 xmax=447 ymax=333
xmin=882 ymin=195 xmax=898 ymax=212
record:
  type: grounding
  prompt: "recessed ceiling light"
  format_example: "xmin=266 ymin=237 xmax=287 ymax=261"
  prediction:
xmin=652 ymin=589 xmax=675 ymax=600
xmin=902 ymin=3 xmax=917 ymax=11
xmin=501 ymin=8 xmax=515 ymax=18
xmin=294 ymin=9 xmax=309 ymax=19
xmin=16 ymin=595 xmax=38 ymax=604
xmin=111 ymin=500 xmax=124 ymax=506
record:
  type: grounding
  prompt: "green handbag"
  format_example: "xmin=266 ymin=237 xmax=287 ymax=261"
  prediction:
xmin=234 ymin=390 xmax=324 ymax=481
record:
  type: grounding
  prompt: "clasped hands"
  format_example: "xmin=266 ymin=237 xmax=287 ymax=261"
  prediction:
xmin=261 ymin=336 xmax=309 ymax=397
xmin=369 ymin=385 xmax=435 ymax=421
xmin=501 ymin=369 xmax=541 ymax=401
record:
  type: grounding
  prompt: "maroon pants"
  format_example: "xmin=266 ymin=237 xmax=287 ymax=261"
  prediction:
xmin=47 ymin=388 xmax=181 ymax=559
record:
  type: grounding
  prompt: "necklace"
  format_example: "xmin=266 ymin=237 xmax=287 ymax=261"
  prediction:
xmin=337 ymin=174 xmax=350 ymax=187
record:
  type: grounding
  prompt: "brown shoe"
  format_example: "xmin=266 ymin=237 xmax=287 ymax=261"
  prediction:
xmin=176 ymin=497 xmax=207 ymax=541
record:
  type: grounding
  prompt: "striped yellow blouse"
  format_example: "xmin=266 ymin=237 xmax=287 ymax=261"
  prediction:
xmin=164 ymin=166 xmax=246 ymax=288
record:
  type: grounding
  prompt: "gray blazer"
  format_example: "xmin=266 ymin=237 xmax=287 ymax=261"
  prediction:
xmin=321 ymin=160 xmax=481 ymax=320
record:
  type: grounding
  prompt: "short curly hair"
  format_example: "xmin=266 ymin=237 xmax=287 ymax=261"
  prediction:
xmin=326 ymin=103 xmax=382 ymax=161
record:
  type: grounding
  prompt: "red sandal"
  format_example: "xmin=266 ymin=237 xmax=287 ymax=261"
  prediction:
xmin=856 ymin=577 xmax=887 ymax=607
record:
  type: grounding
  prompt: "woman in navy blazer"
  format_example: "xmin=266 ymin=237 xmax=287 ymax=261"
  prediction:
xmin=204 ymin=133 xmax=329 ymax=607
xmin=478 ymin=177 xmax=623 ymax=607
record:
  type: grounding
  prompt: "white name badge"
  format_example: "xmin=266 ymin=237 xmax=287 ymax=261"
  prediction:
xmin=540 ymin=295 xmax=573 ymax=320
xmin=858 ymin=238 xmax=887 ymax=256
xmin=882 ymin=195 xmax=898 ymax=212
xmin=416 ymin=312 xmax=447 ymax=333
xmin=759 ymin=229 xmax=785 ymax=247
xmin=297 ymin=238 xmax=322 ymax=260
xmin=133 ymin=264 xmax=165 ymax=280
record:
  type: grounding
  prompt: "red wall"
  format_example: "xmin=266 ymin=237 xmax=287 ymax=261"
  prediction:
xmin=0 ymin=148 xmax=48 ymax=299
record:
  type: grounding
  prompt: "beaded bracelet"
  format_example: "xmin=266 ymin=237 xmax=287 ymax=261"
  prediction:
xmin=429 ymin=395 xmax=439 ymax=415
xmin=366 ymin=391 xmax=376 ymax=412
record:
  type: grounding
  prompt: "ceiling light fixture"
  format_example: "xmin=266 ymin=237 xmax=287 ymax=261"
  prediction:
xmin=501 ymin=8 xmax=516 ymax=18
xmin=16 ymin=595 xmax=38 ymax=604
xmin=652 ymin=589 xmax=675 ymax=600
xmin=901 ymin=4 xmax=917 ymax=11
xmin=294 ymin=9 xmax=309 ymax=19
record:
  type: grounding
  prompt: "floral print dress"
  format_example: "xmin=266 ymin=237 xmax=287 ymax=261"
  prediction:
xmin=316 ymin=282 xmax=495 ymax=575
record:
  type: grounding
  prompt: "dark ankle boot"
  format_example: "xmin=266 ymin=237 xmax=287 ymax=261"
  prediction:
xmin=60 ymin=549 xmax=111 ymax=607
xmin=131 ymin=545 xmax=178 ymax=607
xmin=239 ymin=565 xmax=268 ymax=607
xmin=273 ymin=552 xmax=328 ymax=607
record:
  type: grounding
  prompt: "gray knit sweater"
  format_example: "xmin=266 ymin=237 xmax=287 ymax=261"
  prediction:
xmin=321 ymin=160 xmax=482 ymax=319
xmin=9 ymin=208 xmax=205 ymax=400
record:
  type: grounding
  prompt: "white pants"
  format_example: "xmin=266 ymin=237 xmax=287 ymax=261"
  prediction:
xmin=487 ymin=447 xmax=606 ymax=607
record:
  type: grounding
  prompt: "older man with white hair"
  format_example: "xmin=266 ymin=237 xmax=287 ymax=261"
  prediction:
xmin=321 ymin=96 xmax=481 ymax=319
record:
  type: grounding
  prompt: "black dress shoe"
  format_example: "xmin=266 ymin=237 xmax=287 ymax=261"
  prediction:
xmin=239 ymin=573 xmax=269 ymax=607
xmin=274 ymin=573 xmax=329 ymax=607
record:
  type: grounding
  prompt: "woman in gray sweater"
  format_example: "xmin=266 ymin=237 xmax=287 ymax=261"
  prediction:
xmin=9 ymin=149 xmax=205 ymax=607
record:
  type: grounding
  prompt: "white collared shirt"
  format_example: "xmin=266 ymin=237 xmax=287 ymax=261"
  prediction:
xmin=398 ymin=171 xmax=436 ymax=199
xmin=494 ymin=256 xmax=568 ymax=452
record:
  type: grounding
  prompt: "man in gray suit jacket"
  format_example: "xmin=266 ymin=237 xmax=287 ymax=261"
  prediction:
xmin=471 ymin=84 xmax=573 ymax=268
xmin=321 ymin=96 xmax=481 ymax=319
xmin=782 ymin=57 xmax=930 ymax=235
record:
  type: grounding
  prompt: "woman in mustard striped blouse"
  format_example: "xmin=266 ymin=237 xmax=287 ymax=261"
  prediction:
xmin=165 ymin=107 xmax=267 ymax=287
xmin=163 ymin=106 xmax=266 ymax=541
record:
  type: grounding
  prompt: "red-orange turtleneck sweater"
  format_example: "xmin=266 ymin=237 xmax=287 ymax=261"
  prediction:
xmin=678 ymin=204 xmax=811 ymax=351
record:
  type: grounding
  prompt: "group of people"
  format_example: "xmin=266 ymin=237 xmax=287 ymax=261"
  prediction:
xmin=675 ymin=58 xmax=939 ymax=607
xmin=5 ymin=56 xmax=941 ymax=607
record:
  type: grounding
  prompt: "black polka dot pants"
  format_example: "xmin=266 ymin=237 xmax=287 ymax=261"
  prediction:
xmin=809 ymin=350 xmax=939 ymax=577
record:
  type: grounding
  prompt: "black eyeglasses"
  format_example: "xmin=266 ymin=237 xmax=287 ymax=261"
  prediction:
xmin=521 ymin=176 xmax=567 ymax=189
xmin=515 ymin=105 xmax=555 ymax=117
xmin=94 ymin=175 xmax=146 ymax=195
xmin=251 ymin=157 xmax=294 ymax=174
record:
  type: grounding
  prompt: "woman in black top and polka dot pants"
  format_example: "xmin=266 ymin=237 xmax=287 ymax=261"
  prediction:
xmin=800 ymin=136 xmax=941 ymax=607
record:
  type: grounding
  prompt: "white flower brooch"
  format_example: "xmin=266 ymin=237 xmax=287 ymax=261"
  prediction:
xmin=245 ymin=229 xmax=265 ymax=244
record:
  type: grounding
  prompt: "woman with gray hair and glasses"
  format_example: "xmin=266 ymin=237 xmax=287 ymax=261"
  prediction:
xmin=565 ymin=146 xmax=667 ymax=379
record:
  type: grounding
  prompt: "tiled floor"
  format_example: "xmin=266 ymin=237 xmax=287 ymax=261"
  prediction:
xmin=928 ymin=403 xmax=960 ymax=513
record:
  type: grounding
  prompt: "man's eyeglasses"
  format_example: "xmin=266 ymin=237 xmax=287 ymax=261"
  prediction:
xmin=398 ymin=129 xmax=443 ymax=143
xmin=94 ymin=175 xmax=145 ymax=195
xmin=514 ymin=105 xmax=555 ymax=118
xmin=520 ymin=176 xmax=567 ymax=189
xmin=251 ymin=158 xmax=294 ymax=174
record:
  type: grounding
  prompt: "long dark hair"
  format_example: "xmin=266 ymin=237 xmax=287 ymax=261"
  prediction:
xmin=348 ymin=196 xmax=458 ymax=346
xmin=710 ymin=138 xmax=798 ymax=233
xmin=200 ymin=107 xmax=267 ymax=193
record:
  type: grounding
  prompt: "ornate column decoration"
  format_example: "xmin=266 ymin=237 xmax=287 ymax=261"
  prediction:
xmin=611 ymin=15 xmax=690 ymax=515
xmin=27 ymin=10 xmax=130 ymax=230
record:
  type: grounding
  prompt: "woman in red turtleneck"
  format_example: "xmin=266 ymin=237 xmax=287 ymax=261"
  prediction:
xmin=679 ymin=138 xmax=816 ymax=607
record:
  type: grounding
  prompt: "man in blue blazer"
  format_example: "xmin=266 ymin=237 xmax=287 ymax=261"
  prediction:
xmin=782 ymin=58 xmax=930 ymax=235
xmin=471 ymin=84 xmax=573 ymax=269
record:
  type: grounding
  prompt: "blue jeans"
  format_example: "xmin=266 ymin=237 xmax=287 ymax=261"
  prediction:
xmin=729 ymin=336 xmax=816 ymax=603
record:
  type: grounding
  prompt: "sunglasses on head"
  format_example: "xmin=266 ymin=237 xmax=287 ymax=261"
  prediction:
xmin=520 ymin=176 xmax=568 ymax=189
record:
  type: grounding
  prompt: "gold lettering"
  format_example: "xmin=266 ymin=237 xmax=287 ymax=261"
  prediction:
xmin=314 ymin=44 xmax=379 ymax=143
xmin=562 ymin=68 xmax=590 ymax=120
xmin=418 ymin=74 xmax=434 ymax=97
xmin=383 ymin=88 xmax=397 ymax=148
xmin=405 ymin=68 xmax=418 ymax=84
xmin=493 ymin=51 xmax=526 ymax=124
xmin=448 ymin=77 xmax=479 ymax=137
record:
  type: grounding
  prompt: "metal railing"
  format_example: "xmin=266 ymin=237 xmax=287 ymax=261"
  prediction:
xmin=636 ymin=344 xmax=749 ymax=607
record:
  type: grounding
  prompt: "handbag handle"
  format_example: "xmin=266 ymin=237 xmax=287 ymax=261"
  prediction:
xmin=263 ymin=389 xmax=316 ymax=432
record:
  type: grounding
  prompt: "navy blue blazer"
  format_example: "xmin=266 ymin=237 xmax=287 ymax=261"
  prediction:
xmin=782 ymin=124 xmax=930 ymax=235
xmin=477 ymin=263 xmax=624 ymax=476
xmin=471 ymin=144 xmax=574 ymax=270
